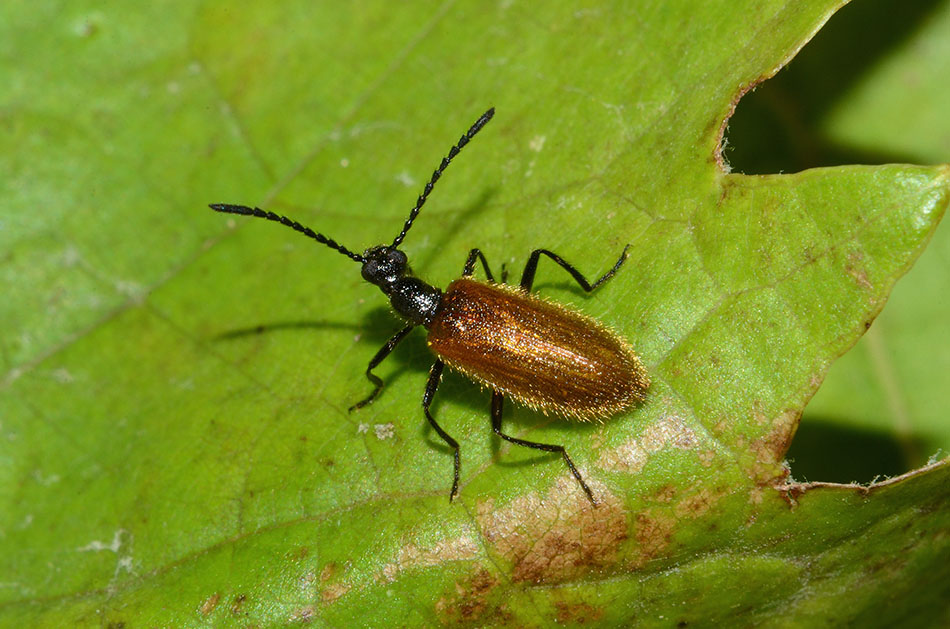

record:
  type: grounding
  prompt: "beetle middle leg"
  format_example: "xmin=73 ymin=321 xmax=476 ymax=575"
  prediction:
xmin=520 ymin=245 xmax=630 ymax=292
xmin=490 ymin=392 xmax=597 ymax=506
xmin=422 ymin=360 xmax=462 ymax=501
xmin=348 ymin=323 xmax=415 ymax=411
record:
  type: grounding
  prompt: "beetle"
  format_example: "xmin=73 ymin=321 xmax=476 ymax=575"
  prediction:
xmin=210 ymin=108 xmax=649 ymax=505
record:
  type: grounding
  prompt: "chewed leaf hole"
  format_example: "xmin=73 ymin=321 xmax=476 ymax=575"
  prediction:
xmin=722 ymin=0 xmax=940 ymax=175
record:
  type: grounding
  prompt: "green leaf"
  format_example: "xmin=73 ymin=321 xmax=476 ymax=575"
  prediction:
xmin=2 ymin=1 xmax=947 ymax=626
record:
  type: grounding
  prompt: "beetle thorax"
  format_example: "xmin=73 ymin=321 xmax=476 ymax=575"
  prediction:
xmin=361 ymin=245 xmax=442 ymax=326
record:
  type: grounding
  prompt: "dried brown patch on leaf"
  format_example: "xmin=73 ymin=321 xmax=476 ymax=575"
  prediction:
xmin=230 ymin=593 xmax=247 ymax=616
xmin=674 ymin=487 xmax=720 ymax=519
xmin=319 ymin=562 xmax=338 ymax=583
xmin=285 ymin=545 xmax=310 ymax=561
xmin=198 ymin=593 xmax=220 ymax=615
xmin=748 ymin=408 xmax=800 ymax=482
xmin=313 ymin=562 xmax=352 ymax=604
xmin=377 ymin=533 xmax=480 ymax=583
xmin=629 ymin=510 xmax=677 ymax=567
xmin=747 ymin=463 xmax=793 ymax=514
xmin=627 ymin=489 xmax=727 ymax=568
xmin=434 ymin=567 xmax=502 ymax=624
xmin=652 ymin=484 xmax=677 ymax=503
xmin=320 ymin=582 xmax=351 ymax=604
xmin=555 ymin=598 xmax=605 ymax=624
xmin=477 ymin=477 xmax=627 ymax=584
xmin=598 ymin=415 xmax=699 ymax=474
xmin=845 ymin=250 xmax=874 ymax=290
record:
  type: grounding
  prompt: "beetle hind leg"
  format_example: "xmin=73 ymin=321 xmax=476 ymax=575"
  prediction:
xmin=520 ymin=245 xmax=630 ymax=292
xmin=490 ymin=392 xmax=597 ymax=506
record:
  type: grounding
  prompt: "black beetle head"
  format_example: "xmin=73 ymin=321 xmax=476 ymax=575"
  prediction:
xmin=360 ymin=246 xmax=409 ymax=290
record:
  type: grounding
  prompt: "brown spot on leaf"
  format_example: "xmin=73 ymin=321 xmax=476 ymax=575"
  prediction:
xmin=198 ymin=593 xmax=220 ymax=615
xmin=652 ymin=484 xmax=676 ymax=503
xmin=555 ymin=599 xmax=604 ymax=623
xmin=749 ymin=408 xmax=799 ymax=473
xmin=802 ymin=245 xmax=817 ymax=264
xmin=632 ymin=511 xmax=676 ymax=565
xmin=674 ymin=488 xmax=718 ymax=519
xmin=319 ymin=563 xmax=338 ymax=582
xmin=477 ymin=477 xmax=627 ymax=584
xmin=231 ymin=594 xmax=247 ymax=616
xmin=435 ymin=567 xmax=500 ymax=624
xmin=320 ymin=582 xmax=351 ymax=604
xmin=285 ymin=545 xmax=309 ymax=561
xmin=846 ymin=251 xmax=874 ymax=290
xmin=314 ymin=562 xmax=350 ymax=604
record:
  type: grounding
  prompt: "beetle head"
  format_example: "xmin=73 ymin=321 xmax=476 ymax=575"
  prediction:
xmin=361 ymin=246 xmax=409 ymax=291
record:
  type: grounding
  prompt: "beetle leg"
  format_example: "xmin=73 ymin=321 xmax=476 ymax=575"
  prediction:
xmin=490 ymin=391 xmax=597 ymax=506
xmin=422 ymin=360 xmax=462 ymax=501
xmin=520 ymin=245 xmax=630 ymax=292
xmin=348 ymin=323 xmax=415 ymax=411
xmin=462 ymin=248 xmax=496 ymax=281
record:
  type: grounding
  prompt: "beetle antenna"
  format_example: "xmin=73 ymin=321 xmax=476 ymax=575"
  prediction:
xmin=391 ymin=107 xmax=495 ymax=248
xmin=209 ymin=204 xmax=366 ymax=263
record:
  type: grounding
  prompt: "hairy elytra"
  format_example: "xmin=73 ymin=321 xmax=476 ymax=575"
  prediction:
xmin=211 ymin=108 xmax=649 ymax=505
xmin=430 ymin=278 xmax=647 ymax=420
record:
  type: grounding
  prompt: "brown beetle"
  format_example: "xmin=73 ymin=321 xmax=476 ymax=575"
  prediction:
xmin=211 ymin=108 xmax=648 ymax=504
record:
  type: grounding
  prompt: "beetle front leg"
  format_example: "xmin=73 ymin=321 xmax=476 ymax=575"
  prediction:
xmin=348 ymin=323 xmax=415 ymax=411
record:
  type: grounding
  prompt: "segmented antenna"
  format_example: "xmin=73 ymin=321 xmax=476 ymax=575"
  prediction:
xmin=209 ymin=204 xmax=365 ymax=263
xmin=391 ymin=107 xmax=495 ymax=248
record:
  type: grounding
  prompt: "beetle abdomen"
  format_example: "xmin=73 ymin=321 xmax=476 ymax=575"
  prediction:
xmin=426 ymin=278 xmax=648 ymax=421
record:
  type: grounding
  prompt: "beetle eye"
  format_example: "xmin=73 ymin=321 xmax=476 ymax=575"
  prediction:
xmin=387 ymin=249 xmax=408 ymax=270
